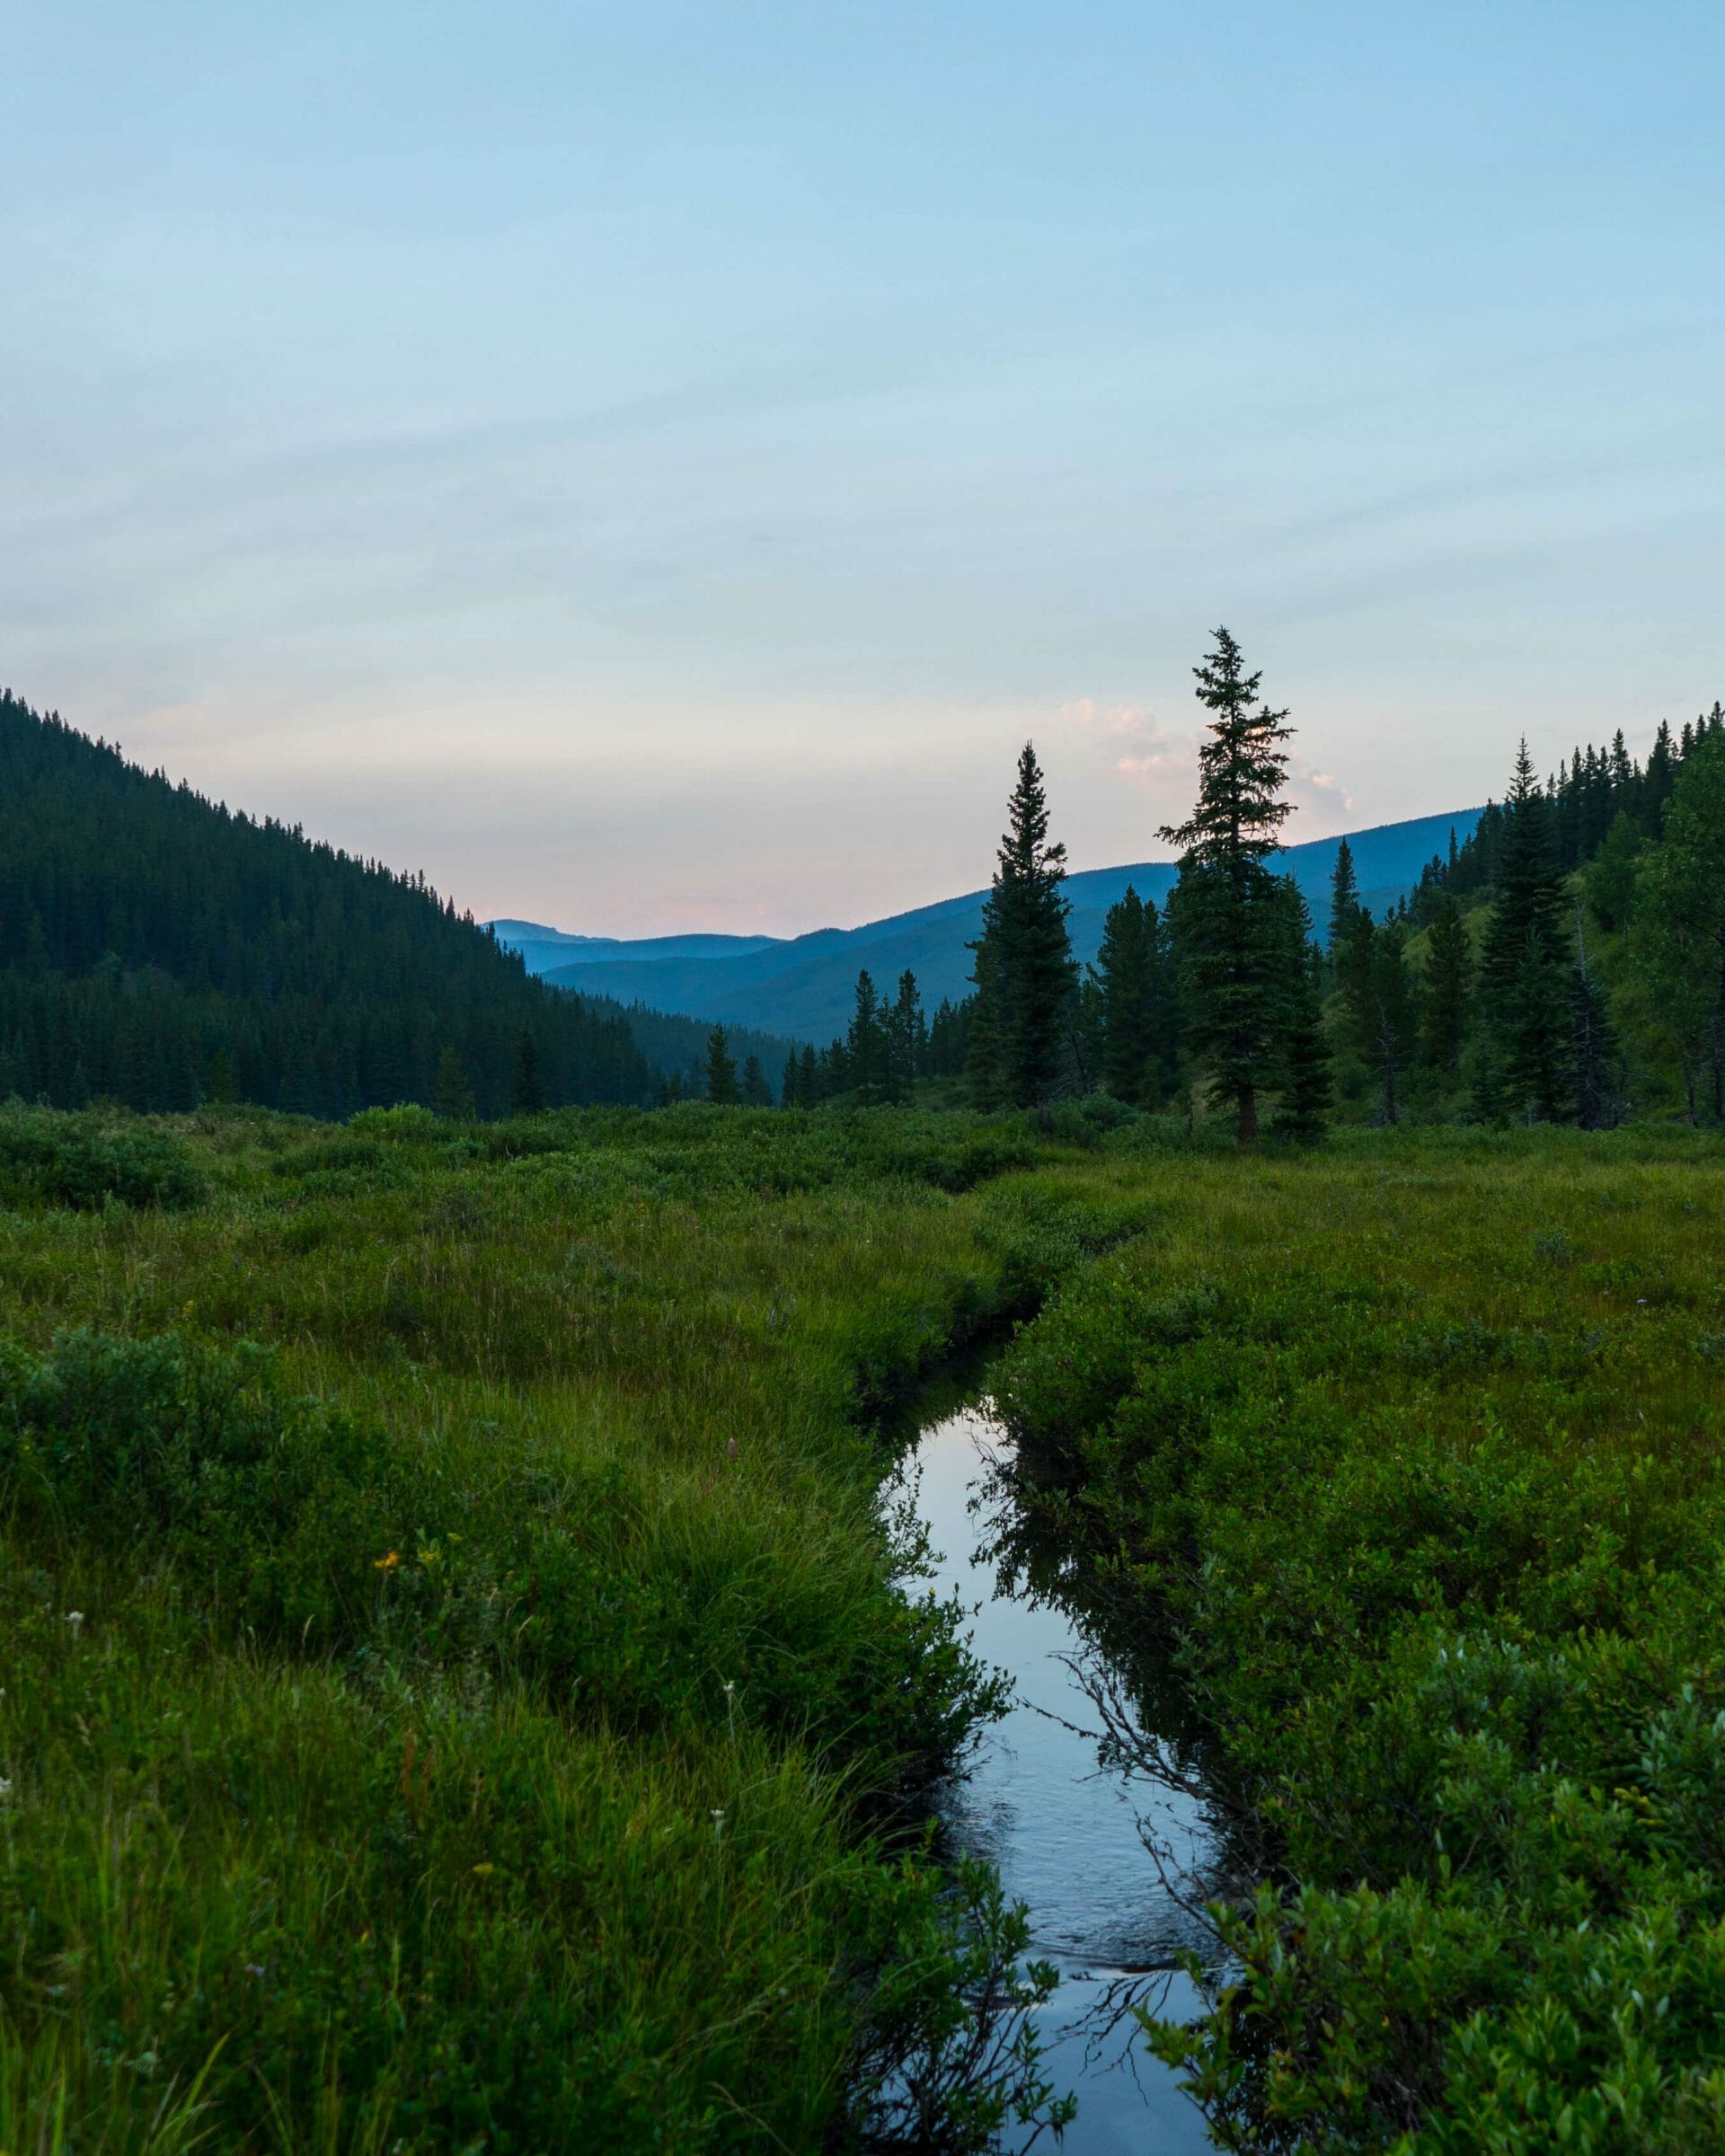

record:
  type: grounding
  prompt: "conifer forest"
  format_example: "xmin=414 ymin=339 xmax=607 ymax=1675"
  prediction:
xmin=4 ymin=640 xmax=1725 ymax=2155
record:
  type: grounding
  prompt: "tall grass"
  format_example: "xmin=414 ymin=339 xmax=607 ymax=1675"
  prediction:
xmin=0 ymin=1099 xmax=1154 ymax=2152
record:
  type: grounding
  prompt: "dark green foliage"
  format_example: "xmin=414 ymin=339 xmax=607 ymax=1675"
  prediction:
xmin=703 ymin=1025 xmax=739 ymax=1104
xmin=431 ymin=1043 xmax=476 ymax=1120
xmin=1273 ymin=920 xmax=1331 ymax=1146
xmin=1480 ymin=740 xmax=1570 ymax=1121
xmin=740 ymin=1052 xmax=773 ymax=1106
xmin=1421 ymin=894 xmax=1471 ymax=1072
xmin=509 ymin=1022 xmax=546 ymax=1115
xmin=885 ymin=970 xmax=925 ymax=1104
xmin=967 ymin=745 xmax=1077 ymax=1109
xmin=1569 ymin=935 xmax=1622 ymax=1130
xmin=0 ymin=691 xmax=655 ymax=1117
xmin=1092 ymin=886 xmax=1179 ymax=1106
xmin=592 ymin=994 xmax=801 ymax=1100
xmin=1582 ymin=808 xmax=1642 ymax=933
xmin=847 ymin=970 xmax=890 ymax=1104
xmin=1342 ymin=915 xmax=1420 ymax=1124
xmin=1632 ymin=732 xmax=1725 ymax=1123
xmin=1160 ymin=629 xmax=1296 ymax=1142
xmin=1326 ymin=834 xmax=1361 ymax=956
xmin=925 ymin=996 xmax=972 ymax=1081
xmin=0 ymin=1107 xmax=206 ymax=1211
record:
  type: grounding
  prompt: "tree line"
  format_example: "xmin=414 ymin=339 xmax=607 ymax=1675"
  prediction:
xmin=12 ymin=659 xmax=1722 ymax=1135
xmin=756 ymin=632 xmax=1724 ymax=1138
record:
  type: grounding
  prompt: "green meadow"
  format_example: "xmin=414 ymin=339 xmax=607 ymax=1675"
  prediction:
xmin=4 ymin=1100 xmax=1724 ymax=2152
xmin=0 ymin=1099 xmax=1159 ymax=2153
xmin=995 ymin=1125 xmax=1725 ymax=2152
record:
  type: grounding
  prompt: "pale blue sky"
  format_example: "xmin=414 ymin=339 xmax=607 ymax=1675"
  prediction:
xmin=3 ymin=3 xmax=1721 ymax=932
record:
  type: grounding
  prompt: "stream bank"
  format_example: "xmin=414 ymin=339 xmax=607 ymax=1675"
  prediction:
xmin=899 ymin=1400 xmax=1222 ymax=2152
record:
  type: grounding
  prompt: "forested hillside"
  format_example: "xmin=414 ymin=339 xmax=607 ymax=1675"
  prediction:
xmin=0 ymin=694 xmax=656 ymax=1116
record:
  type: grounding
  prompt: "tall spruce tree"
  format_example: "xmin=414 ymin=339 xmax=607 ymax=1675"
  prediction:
xmin=740 ymin=1052 xmax=773 ymax=1106
xmin=1481 ymin=739 xmax=1570 ymax=1121
xmin=847 ymin=970 xmax=890 ymax=1104
xmin=1094 ymin=887 xmax=1153 ymax=1101
xmin=1327 ymin=836 xmax=1361 ymax=957
xmin=1633 ymin=733 xmax=1725 ymax=1122
xmin=703 ymin=1027 xmax=739 ymax=1105
xmin=966 ymin=743 xmax=1076 ymax=1108
xmin=1272 ymin=884 xmax=1331 ymax=1144
xmin=1421 ymin=894 xmax=1471 ymax=1074
xmin=885 ymin=970 xmax=923 ymax=1103
xmin=1160 ymin=627 xmax=1296 ymax=1142
xmin=1345 ymin=917 xmax=1420 ymax=1125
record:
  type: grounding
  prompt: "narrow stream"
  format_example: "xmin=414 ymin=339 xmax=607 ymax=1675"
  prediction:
xmin=905 ymin=1401 xmax=1217 ymax=2153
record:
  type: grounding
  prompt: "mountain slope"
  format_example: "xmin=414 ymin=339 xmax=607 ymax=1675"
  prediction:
xmin=0 ymin=694 xmax=656 ymax=1115
xmin=516 ymin=809 xmax=1480 ymax=1044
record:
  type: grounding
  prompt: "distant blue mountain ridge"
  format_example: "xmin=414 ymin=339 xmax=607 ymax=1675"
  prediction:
xmin=495 ymin=808 xmax=1482 ymax=1048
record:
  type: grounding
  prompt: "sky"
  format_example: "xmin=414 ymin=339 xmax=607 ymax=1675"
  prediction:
xmin=3 ymin=2 xmax=1721 ymax=937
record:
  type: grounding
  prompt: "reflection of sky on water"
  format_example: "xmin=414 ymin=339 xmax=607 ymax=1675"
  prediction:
xmin=900 ymin=1404 xmax=1216 ymax=2153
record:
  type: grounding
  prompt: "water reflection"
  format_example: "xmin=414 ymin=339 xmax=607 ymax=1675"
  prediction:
xmin=901 ymin=1402 xmax=1218 ymax=2153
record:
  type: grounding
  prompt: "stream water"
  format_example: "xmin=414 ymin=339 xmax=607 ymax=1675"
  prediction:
xmin=904 ymin=1401 xmax=1217 ymax=2153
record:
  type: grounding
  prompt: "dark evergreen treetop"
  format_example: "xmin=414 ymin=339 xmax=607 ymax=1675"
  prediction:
xmin=1327 ymin=835 xmax=1360 ymax=954
xmin=1161 ymin=631 xmax=1299 ymax=1143
xmin=1159 ymin=626 xmax=1294 ymax=868
xmin=967 ymin=742 xmax=1076 ymax=1108
xmin=1481 ymin=738 xmax=1567 ymax=1005
xmin=0 ymin=690 xmax=655 ymax=1116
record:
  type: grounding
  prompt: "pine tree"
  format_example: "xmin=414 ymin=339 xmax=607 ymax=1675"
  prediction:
xmin=799 ymin=1042 xmax=820 ymax=1104
xmin=885 ymin=970 xmax=922 ymax=1103
xmin=1482 ymin=740 xmax=1570 ymax=1121
xmin=846 ymin=970 xmax=889 ymax=1104
xmin=1421 ymin=895 xmax=1471 ymax=1074
xmin=1160 ymin=628 xmax=1296 ymax=1142
xmin=1347 ymin=919 xmax=1419 ymax=1125
xmin=1092 ymin=886 xmax=1176 ymax=1104
xmin=1327 ymin=836 xmax=1360 ymax=957
xmin=966 ymin=744 xmax=1076 ymax=1109
xmin=1272 ymin=885 xmax=1330 ymax=1144
xmin=740 ymin=1052 xmax=773 ymax=1106
xmin=509 ymin=1024 xmax=546 ymax=1115
xmin=703 ymin=1027 xmax=739 ymax=1105
xmin=1641 ymin=721 xmax=1676 ymax=836
xmin=1633 ymin=733 xmax=1725 ymax=1123
xmin=779 ymin=1051 xmax=801 ymax=1109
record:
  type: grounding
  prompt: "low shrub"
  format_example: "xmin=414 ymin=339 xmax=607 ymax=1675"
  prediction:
xmin=0 ymin=1107 xmax=205 ymax=1210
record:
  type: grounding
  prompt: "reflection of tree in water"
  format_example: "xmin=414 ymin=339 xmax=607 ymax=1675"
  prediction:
xmin=968 ymin=1410 xmax=1266 ymax=2080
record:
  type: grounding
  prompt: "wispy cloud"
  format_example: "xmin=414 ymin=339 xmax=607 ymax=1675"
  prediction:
xmin=1058 ymin=694 xmax=1198 ymax=809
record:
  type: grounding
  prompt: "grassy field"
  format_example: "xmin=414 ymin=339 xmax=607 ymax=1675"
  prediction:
xmin=0 ymin=1099 xmax=1165 ymax=2154
xmin=7 ymin=1101 xmax=1724 ymax=2152
xmin=995 ymin=1125 xmax=1725 ymax=2152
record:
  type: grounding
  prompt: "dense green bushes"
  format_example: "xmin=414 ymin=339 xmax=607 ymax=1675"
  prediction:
xmin=0 ymin=1107 xmax=205 ymax=1210
xmin=994 ymin=1131 xmax=1725 ymax=2150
